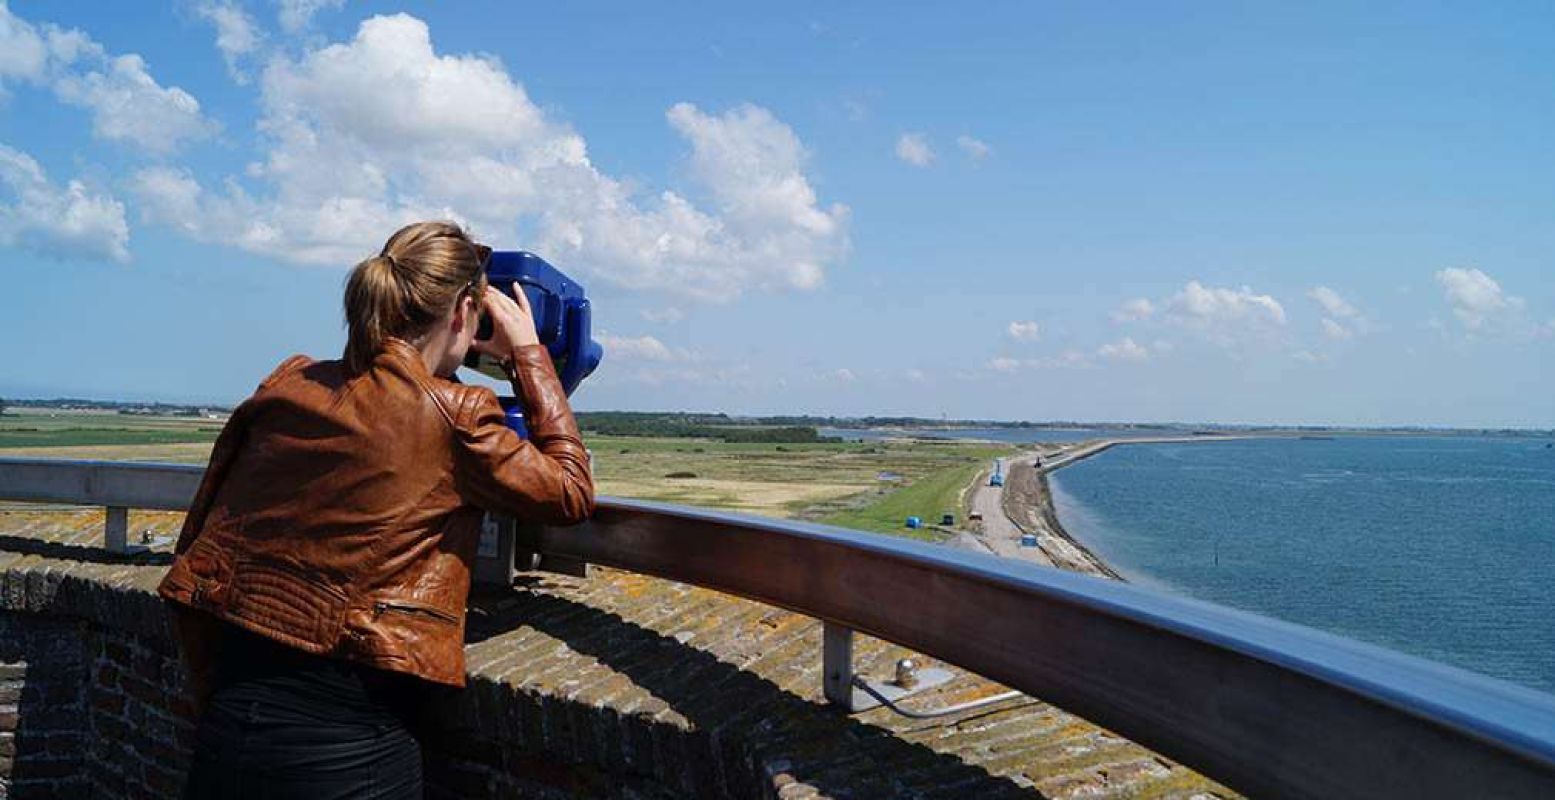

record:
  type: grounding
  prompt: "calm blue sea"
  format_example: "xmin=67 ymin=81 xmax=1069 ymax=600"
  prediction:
xmin=820 ymin=426 xmax=1172 ymax=444
xmin=1047 ymin=436 xmax=1555 ymax=694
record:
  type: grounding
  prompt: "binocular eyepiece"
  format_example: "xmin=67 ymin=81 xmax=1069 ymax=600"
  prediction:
xmin=463 ymin=251 xmax=603 ymax=402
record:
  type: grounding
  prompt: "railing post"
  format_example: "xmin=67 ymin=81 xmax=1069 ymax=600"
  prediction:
xmin=105 ymin=506 xmax=129 ymax=553
xmin=823 ymin=621 xmax=856 ymax=710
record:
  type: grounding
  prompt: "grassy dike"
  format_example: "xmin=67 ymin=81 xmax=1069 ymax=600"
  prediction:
xmin=818 ymin=456 xmax=997 ymax=539
xmin=0 ymin=411 xmax=1013 ymax=539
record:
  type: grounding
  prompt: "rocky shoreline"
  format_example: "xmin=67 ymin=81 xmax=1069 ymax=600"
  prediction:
xmin=1000 ymin=454 xmax=1123 ymax=579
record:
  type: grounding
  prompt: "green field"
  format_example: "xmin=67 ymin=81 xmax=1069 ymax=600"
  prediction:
xmin=0 ymin=412 xmax=223 ymax=449
xmin=818 ymin=455 xmax=995 ymax=538
xmin=0 ymin=411 xmax=1013 ymax=537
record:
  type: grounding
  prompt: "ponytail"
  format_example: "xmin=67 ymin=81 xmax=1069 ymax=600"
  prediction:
xmin=342 ymin=221 xmax=488 ymax=374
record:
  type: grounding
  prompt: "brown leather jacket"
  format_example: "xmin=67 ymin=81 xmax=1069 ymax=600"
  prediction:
xmin=157 ymin=338 xmax=594 ymax=693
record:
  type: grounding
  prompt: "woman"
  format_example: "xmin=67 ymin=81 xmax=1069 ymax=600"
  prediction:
xmin=158 ymin=221 xmax=595 ymax=798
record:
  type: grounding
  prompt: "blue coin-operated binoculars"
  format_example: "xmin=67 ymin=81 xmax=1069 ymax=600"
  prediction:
xmin=465 ymin=251 xmax=602 ymax=585
xmin=463 ymin=250 xmax=604 ymax=438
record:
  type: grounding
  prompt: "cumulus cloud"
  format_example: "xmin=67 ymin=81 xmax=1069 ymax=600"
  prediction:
xmin=956 ymin=134 xmax=991 ymax=161
xmin=1166 ymin=281 xmax=1286 ymax=329
xmin=1006 ymin=320 xmax=1039 ymax=341
xmin=1307 ymin=285 xmax=1372 ymax=340
xmin=0 ymin=143 xmax=129 ymax=261
xmin=129 ymin=14 xmax=847 ymax=301
xmin=0 ymin=3 xmax=49 ymax=84
xmin=904 ymin=368 xmax=927 ymax=382
xmin=0 ymin=3 xmax=213 ymax=154
xmin=596 ymin=333 xmax=692 ymax=362
xmin=1111 ymin=297 xmax=1154 ymax=323
xmin=1291 ymin=350 xmax=1328 ymax=363
xmin=1435 ymin=267 xmax=1523 ymax=330
xmin=1097 ymin=337 xmax=1149 ymax=361
xmin=1308 ymin=286 xmax=1358 ymax=319
xmin=54 ymin=55 xmax=216 ymax=153
xmin=895 ymin=132 xmax=933 ymax=167
xmin=831 ymin=368 xmax=856 ymax=382
xmin=988 ymin=356 xmax=1021 ymax=373
xmin=197 ymin=2 xmax=263 ymax=83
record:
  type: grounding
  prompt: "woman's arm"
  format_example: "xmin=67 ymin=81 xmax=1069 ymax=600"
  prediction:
xmin=453 ymin=349 xmax=594 ymax=523
xmin=453 ymin=282 xmax=594 ymax=522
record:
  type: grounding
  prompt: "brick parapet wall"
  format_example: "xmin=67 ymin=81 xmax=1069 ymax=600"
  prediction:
xmin=0 ymin=509 xmax=1229 ymax=799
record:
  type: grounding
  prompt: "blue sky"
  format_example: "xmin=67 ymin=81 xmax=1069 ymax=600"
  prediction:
xmin=2 ymin=1 xmax=1552 ymax=427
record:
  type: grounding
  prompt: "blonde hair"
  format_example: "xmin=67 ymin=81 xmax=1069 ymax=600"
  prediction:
xmin=343 ymin=221 xmax=490 ymax=373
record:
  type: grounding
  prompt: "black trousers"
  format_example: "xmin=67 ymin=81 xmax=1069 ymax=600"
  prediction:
xmin=183 ymin=692 xmax=423 ymax=799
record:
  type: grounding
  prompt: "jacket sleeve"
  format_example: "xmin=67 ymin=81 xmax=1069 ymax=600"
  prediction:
xmin=452 ymin=344 xmax=595 ymax=524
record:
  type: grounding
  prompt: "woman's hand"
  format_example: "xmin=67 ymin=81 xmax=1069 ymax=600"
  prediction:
xmin=472 ymin=282 xmax=541 ymax=357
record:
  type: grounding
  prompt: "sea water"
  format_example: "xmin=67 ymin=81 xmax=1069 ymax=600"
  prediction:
xmin=820 ymin=426 xmax=1172 ymax=444
xmin=1048 ymin=436 xmax=1555 ymax=694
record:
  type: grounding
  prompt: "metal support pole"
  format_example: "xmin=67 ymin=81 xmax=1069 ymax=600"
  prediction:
xmin=823 ymin=621 xmax=855 ymax=709
xmin=105 ymin=506 xmax=128 ymax=553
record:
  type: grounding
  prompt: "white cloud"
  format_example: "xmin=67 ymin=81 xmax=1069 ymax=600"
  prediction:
xmin=1435 ymin=267 xmax=1522 ymax=330
xmin=0 ymin=4 xmax=213 ymax=154
xmin=1006 ymin=320 xmax=1039 ymax=341
xmin=597 ymin=333 xmax=679 ymax=362
xmin=1320 ymin=317 xmax=1352 ymax=340
xmin=1166 ymin=281 xmax=1286 ymax=328
xmin=276 ymin=0 xmax=344 ymax=33
xmin=1307 ymin=286 xmax=1373 ymax=338
xmin=1292 ymin=350 xmax=1329 ymax=363
xmin=1308 ymin=286 xmax=1358 ymax=319
xmin=640 ymin=307 xmax=685 ymax=324
xmin=894 ymin=132 xmax=933 ymax=167
xmin=831 ymin=368 xmax=856 ymax=382
xmin=988 ymin=351 xmax=1093 ymax=372
xmin=956 ymin=134 xmax=991 ymax=161
xmin=1097 ymin=337 xmax=1149 ymax=361
xmin=197 ymin=2 xmax=263 ymax=83
xmin=904 ymin=368 xmax=927 ymax=382
xmin=1111 ymin=297 xmax=1154 ymax=323
xmin=54 ymin=54 xmax=216 ymax=153
xmin=0 ymin=143 xmax=128 ymax=262
xmin=130 ymin=14 xmax=847 ymax=301
xmin=0 ymin=3 xmax=49 ymax=83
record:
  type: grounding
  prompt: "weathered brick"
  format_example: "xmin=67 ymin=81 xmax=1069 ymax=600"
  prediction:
xmin=91 ymin=686 xmax=126 ymax=717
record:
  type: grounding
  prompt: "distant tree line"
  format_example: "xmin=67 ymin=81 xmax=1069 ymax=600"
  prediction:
xmin=575 ymin=412 xmax=838 ymax=443
xmin=2 ymin=397 xmax=231 ymax=416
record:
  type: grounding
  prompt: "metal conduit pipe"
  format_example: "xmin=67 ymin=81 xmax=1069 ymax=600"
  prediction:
xmin=851 ymin=678 xmax=1026 ymax=720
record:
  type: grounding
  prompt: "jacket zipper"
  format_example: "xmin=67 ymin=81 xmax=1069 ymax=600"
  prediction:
xmin=372 ymin=600 xmax=459 ymax=626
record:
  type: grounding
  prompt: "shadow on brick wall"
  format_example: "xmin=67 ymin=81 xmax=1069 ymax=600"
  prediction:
xmin=449 ymin=591 xmax=1037 ymax=799
xmin=0 ymin=613 xmax=89 ymax=798
xmin=0 ymin=535 xmax=173 ymax=568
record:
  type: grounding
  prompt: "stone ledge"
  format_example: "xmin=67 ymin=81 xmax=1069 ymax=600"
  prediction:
xmin=0 ymin=508 xmax=1231 ymax=799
